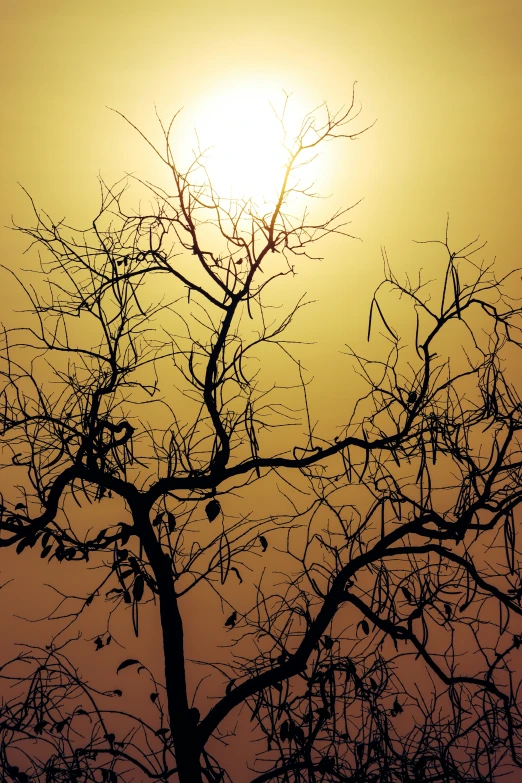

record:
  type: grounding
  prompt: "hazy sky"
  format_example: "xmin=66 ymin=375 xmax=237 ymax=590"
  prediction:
xmin=0 ymin=4 xmax=521 ymax=773
xmin=0 ymin=0 xmax=520 ymax=496
xmin=3 ymin=0 xmax=521 ymax=249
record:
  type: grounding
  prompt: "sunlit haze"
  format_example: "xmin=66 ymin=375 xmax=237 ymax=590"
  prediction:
xmin=189 ymin=84 xmax=311 ymax=203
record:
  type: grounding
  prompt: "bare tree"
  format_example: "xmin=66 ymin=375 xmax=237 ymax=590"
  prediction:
xmin=1 ymin=90 xmax=522 ymax=783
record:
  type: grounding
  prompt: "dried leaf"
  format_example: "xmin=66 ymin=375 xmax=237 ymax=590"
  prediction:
xmin=401 ymin=587 xmax=412 ymax=603
xmin=224 ymin=611 xmax=237 ymax=628
xmin=116 ymin=658 xmax=142 ymax=674
xmin=205 ymin=499 xmax=221 ymax=522
xmin=219 ymin=532 xmax=231 ymax=585
xmin=133 ymin=574 xmax=145 ymax=603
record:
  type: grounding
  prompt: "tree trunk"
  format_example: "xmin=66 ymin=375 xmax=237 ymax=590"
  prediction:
xmin=157 ymin=565 xmax=203 ymax=783
xmin=135 ymin=508 xmax=203 ymax=783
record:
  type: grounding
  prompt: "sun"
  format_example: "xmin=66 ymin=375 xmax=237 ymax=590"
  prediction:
xmin=190 ymin=82 xmax=302 ymax=203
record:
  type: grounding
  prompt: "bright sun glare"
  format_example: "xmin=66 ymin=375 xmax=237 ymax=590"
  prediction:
xmin=190 ymin=84 xmax=304 ymax=203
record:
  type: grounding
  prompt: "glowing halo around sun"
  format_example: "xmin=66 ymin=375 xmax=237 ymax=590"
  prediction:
xmin=188 ymin=83 xmax=308 ymax=204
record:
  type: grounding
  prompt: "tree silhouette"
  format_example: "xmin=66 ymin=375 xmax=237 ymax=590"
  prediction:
xmin=1 ymin=91 xmax=522 ymax=783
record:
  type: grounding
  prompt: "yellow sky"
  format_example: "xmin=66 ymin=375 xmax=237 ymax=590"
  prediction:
xmin=2 ymin=0 xmax=521 ymax=416
xmin=0 ymin=0 xmax=518 ymax=529
xmin=3 ymin=0 xmax=521 ymax=246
